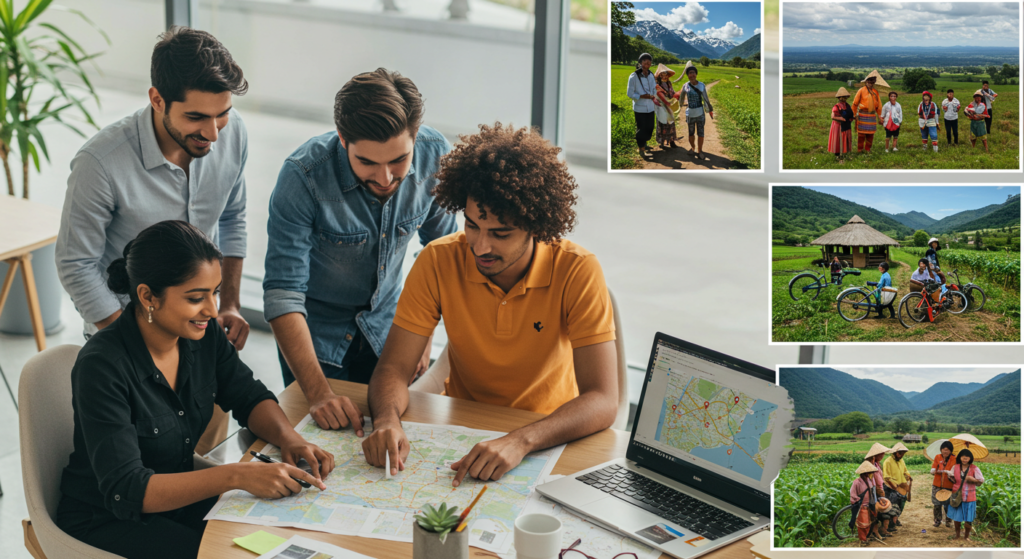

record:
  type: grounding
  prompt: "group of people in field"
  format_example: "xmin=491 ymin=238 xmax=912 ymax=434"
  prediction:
xmin=627 ymin=53 xmax=715 ymax=161
xmin=827 ymin=69 xmax=998 ymax=162
xmin=829 ymin=237 xmax=947 ymax=320
xmin=851 ymin=441 xmax=985 ymax=547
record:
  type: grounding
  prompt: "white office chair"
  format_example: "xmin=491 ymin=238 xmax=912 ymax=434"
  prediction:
xmin=411 ymin=288 xmax=630 ymax=430
xmin=19 ymin=345 xmax=219 ymax=559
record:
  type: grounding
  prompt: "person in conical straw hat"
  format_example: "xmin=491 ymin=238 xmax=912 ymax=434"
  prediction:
xmin=930 ymin=440 xmax=956 ymax=528
xmin=827 ymin=87 xmax=854 ymax=161
xmin=852 ymin=70 xmax=885 ymax=154
xmin=882 ymin=441 xmax=912 ymax=528
xmin=652 ymin=64 xmax=679 ymax=150
xmin=851 ymin=461 xmax=881 ymax=546
xmin=672 ymin=60 xmax=714 ymax=160
xmin=863 ymin=443 xmax=897 ymax=536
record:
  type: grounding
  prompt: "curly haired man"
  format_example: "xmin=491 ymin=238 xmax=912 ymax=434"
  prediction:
xmin=362 ymin=123 xmax=619 ymax=485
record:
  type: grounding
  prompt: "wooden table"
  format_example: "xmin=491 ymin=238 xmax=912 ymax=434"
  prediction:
xmin=0 ymin=195 xmax=62 ymax=351
xmin=199 ymin=379 xmax=756 ymax=559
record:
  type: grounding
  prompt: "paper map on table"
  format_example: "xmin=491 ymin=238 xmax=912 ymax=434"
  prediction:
xmin=205 ymin=415 xmax=564 ymax=554
xmin=498 ymin=476 xmax=661 ymax=559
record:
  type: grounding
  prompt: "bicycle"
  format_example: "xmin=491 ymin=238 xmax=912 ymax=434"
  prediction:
xmin=897 ymin=279 xmax=968 ymax=328
xmin=788 ymin=260 xmax=859 ymax=302
xmin=832 ymin=503 xmax=859 ymax=540
xmin=835 ymin=281 xmax=898 ymax=322
xmin=945 ymin=268 xmax=987 ymax=313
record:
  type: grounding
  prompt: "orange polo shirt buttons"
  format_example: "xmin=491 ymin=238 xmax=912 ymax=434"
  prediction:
xmin=394 ymin=232 xmax=615 ymax=414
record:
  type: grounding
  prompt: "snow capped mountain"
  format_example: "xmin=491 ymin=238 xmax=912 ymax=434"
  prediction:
xmin=623 ymin=20 xmax=707 ymax=59
xmin=682 ymin=33 xmax=737 ymax=57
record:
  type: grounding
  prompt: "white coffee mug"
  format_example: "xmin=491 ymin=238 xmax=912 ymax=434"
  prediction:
xmin=514 ymin=513 xmax=563 ymax=559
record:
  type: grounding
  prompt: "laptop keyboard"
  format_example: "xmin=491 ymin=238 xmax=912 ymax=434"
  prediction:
xmin=576 ymin=464 xmax=754 ymax=540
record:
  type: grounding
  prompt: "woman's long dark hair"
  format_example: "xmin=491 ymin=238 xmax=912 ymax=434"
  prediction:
xmin=956 ymin=448 xmax=974 ymax=466
xmin=106 ymin=220 xmax=223 ymax=306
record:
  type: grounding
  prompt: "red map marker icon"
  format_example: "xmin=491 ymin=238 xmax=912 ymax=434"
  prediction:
xmin=727 ymin=449 xmax=733 ymax=456
xmin=704 ymin=401 xmax=710 ymax=409
xmin=705 ymin=422 xmax=709 ymax=427
xmin=734 ymin=396 xmax=740 ymax=404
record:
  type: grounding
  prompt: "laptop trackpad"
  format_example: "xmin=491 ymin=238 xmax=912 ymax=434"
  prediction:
xmin=593 ymin=496 xmax=714 ymax=552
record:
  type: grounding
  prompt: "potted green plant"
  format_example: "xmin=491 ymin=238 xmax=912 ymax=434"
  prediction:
xmin=0 ymin=0 xmax=107 ymax=335
xmin=412 ymin=502 xmax=468 ymax=559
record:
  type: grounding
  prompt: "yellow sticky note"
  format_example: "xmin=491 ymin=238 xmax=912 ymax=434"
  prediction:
xmin=233 ymin=530 xmax=288 ymax=555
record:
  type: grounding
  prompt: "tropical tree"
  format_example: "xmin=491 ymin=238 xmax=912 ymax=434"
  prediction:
xmin=0 ymin=0 xmax=108 ymax=198
xmin=913 ymin=229 xmax=929 ymax=247
xmin=699 ymin=56 xmax=709 ymax=67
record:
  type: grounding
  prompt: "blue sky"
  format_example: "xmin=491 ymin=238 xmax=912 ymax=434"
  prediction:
xmin=784 ymin=2 xmax=1020 ymax=47
xmin=831 ymin=367 xmax=1015 ymax=392
xmin=631 ymin=2 xmax=761 ymax=43
xmin=805 ymin=186 xmax=1020 ymax=220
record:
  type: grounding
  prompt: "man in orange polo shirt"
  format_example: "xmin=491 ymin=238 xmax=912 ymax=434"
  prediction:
xmin=360 ymin=123 xmax=619 ymax=486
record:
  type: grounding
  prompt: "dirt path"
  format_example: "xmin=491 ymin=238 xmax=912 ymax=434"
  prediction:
xmin=837 ymin=261 xmax=1018 ymax=342
xmin=839 ymin=467 xmax=1005 ymax=548
xmin=642 ymin=80 xmax=743 ymax=170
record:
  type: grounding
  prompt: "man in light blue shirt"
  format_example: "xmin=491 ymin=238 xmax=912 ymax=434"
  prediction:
xmin=626 ymin=53 xmax=657 ymax=157
xmin=264 ymin=68 xmax=456 ymax=432
xmin=55 ymin=27 xmax=251 ymax=454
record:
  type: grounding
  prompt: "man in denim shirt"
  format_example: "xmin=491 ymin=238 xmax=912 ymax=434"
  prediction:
xmin=264 ymin=68 xmax=456 ymax=431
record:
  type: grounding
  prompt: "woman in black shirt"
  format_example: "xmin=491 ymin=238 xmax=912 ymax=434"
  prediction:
xmin=56 ymin=221 xmax=336 ymax=559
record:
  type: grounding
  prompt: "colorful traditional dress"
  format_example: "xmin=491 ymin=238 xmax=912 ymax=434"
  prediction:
xmin=918 ymin=101 xmax=939 ymax=148
xmin=654 ymin=81 xmax=677 ymax=144
xmin=827 ymin=101 xmax=853 ymax=155
xmin=852 ymin=86 xmax=881 ymax=152
xmin=947 ymin=464 xmax=984 ymax=523
xmin=967 ymin=101 xmax=989 ymax=138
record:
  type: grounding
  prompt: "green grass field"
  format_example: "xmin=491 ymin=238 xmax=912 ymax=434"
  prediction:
xmin=611 ymin=64 xmax=762 ymax=169
xmin=789 ymin=432 xmax=1021 ymax=453
xmin=771 ymin=247 xmax=1021 ymax=342
xmin=781 ymin=74 xmax=1020 ymax=170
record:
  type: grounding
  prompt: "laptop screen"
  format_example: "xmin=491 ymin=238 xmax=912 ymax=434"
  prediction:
xmin=629 ymin=335 xmax=790 ymax=511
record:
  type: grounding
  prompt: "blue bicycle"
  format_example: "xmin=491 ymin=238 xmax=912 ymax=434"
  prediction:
xmin=835 ymin=281 xmax=898 ymax=322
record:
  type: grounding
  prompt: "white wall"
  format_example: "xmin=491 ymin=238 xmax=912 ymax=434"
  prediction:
xmin=45 ymin=0 xmax=606 ymax=158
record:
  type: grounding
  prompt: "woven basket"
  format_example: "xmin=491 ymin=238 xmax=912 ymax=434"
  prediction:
xmin=881 ymin=287 xmax=898 ymax=305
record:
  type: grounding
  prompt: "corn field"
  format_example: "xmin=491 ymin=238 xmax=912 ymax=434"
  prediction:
xmin=901 ymin=248 xmax=1020 ymax=289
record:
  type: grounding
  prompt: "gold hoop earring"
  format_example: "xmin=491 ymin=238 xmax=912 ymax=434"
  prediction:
xmin=148 ymin=306 xmax=154 ymax=323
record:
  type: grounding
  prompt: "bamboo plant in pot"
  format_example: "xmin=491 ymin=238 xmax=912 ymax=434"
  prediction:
xmin=413 ymin=502 xmax=469 ymax=559
xmin=0 ymin=0 xmax=106 ymax=335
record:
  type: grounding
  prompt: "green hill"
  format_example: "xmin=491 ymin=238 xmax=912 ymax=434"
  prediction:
xmin=898 ymin=390 xmax=920 ymax=400
xmin=929 ymin=202 xmax=1004 ymax=233
xmin=721 ymin=33 xmax=760 ymax=60
xmin=924 ymin=370 xmax=1021 ymax=424
xmin=955 ymin=195 xmax=1021 ymax=232
xmin=773 ymin=186 xmax=913 ymax=240
xmin=908 ymin=381 xmax=985 ymax=410
xmin=888 ymin=211 xmax=937 ymax=230
xmin=778 ymin=367 xmax=912 ymax=418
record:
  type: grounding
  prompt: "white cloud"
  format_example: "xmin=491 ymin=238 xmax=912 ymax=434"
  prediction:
xmin=754 ymin=27 xmax=761 ymax=35
xmin=631 ymin=2 xmax=710 ymax=31
xmin=698 ymin=21 xmax=745 ymax=40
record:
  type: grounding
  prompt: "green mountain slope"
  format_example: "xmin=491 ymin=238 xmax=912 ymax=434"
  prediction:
xmin=924 ymin=370 xmax=1021 ymax=424
xmin=773 ymin=186 xmax=913 ymax=240
xmin=929 ymin=203 xmax=1003 ymax=233
xmin=955 ymin=196 xmax=1021 ymax=232
xmin=908 ymin=381 xmax=985 ymax=410
xmin=888 ymin=211 xmax=937 ymax=230
xmin=898 ymin=390 xmax=920 ymax=400
xmin=721 ymin=34 xmax=761 ymax=60
xmin=778 ymin=367 xmax=912 ymax=418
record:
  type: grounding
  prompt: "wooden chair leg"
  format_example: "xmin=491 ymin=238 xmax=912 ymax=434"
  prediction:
xmin=23 ymin=519 xmax=48 ymax=559
xmin=0 ymin=257 xmax=21 ymax=318
xmin=19 ymin=254 xmax=46 ymax=352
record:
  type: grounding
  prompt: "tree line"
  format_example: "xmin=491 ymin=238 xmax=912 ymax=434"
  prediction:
xmin=808 ymin=411 xmax=1021 ymax=437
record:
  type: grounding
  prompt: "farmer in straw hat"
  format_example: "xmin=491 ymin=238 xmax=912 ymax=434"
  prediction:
xmin=883 ymin=442 xmax=912 ymax=528
xmin=966 ymin=90 xmax=990 ymax=153
xmin=852 ymin=70 xmax=885 ymax=153
xmin=626 ymin=53 xmax=657 ymax=158
xmin=674 ymin=61 xmax=714 ymax=160
xmin=931 ymin=440 xmax=956 ymax=528
xmin=865 ymin=443 xmax=899 ymax=536
xmin=947 ymin=448 xmax=984 ymax=542
xmin=851 ymin=461 xmax=882 ymax=546
xmin=827 ymin=87 xmax=854 ymax=161
xmin=652 ymin=63 xmax=679 ymax=150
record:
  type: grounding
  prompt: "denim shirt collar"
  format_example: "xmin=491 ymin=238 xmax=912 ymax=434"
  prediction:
xmin=333 ymin=134 xmax=419 ymax=195
xmin=465 ymin=239 xmax=553 ymax=290
xmin=137 ymin=105 xmax=216 ymax=171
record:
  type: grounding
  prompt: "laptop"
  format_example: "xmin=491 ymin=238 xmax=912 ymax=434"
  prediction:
xmin=537 ymin=333 xmax=783 ymax=558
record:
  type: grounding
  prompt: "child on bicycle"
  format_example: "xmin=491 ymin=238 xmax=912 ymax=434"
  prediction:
xmin=830 ymin=256 xmax=843 ymax=284
xmin=911 ymin=258 xmax=941 ymax=303
xmin=872 ymin=262 xmax=895 ymax=319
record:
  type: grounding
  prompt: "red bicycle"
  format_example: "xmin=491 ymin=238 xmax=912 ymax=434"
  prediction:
xmin=897 ymin=279 xmax=968 ymax=328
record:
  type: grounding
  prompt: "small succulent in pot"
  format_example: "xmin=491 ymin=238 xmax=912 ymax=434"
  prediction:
xmin=415 ymin=502 xmax=461 ymax=543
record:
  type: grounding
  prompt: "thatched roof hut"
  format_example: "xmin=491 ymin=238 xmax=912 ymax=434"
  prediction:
xmin=811 ymin=215 xmax=900 ymax=268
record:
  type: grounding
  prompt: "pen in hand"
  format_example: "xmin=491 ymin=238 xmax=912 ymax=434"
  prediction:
xmin=250 ymin=451 xmax=313 ymax=489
